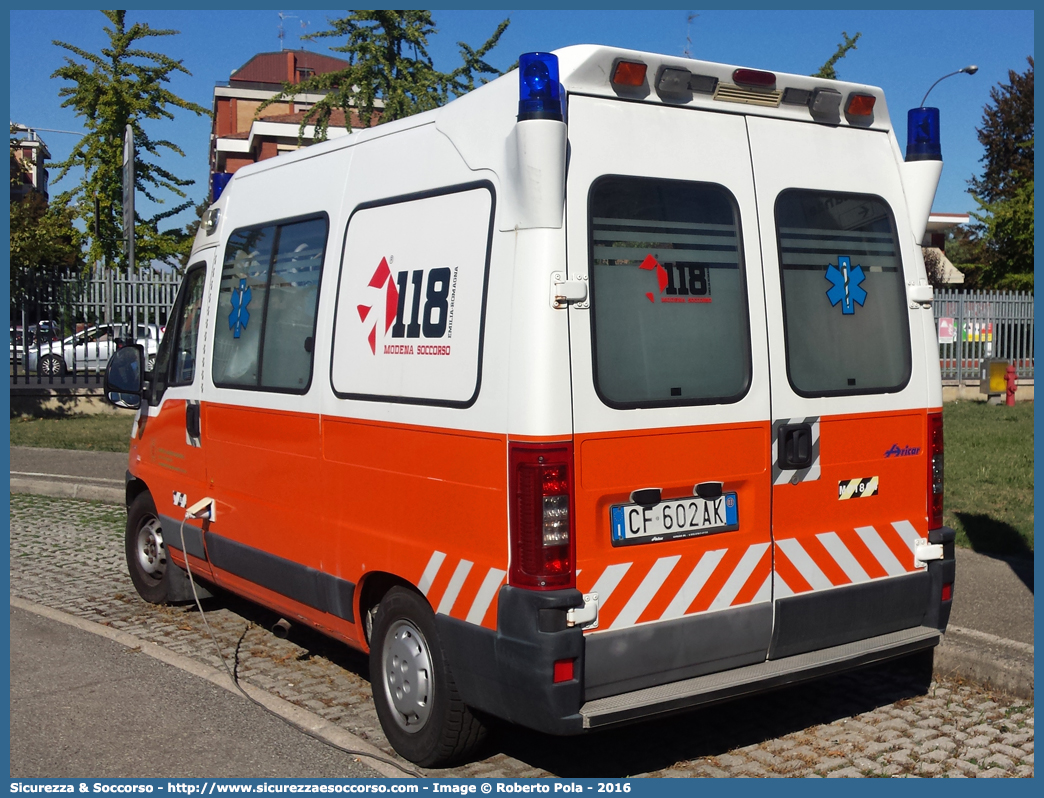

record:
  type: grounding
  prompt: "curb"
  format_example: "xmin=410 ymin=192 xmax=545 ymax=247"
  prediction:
xmin=11 ymin=475 xmax=124 ymax=505
xmin=9 ymin=596 xmax=415 ymax=779
xmin=11 ymin=478 xmax=1034 ymax=702
xmin=935 ymin=625 xmax=1035 ymax=700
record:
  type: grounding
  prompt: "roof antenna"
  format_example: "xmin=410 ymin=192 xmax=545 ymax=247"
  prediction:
xmin=683 ymin=12 xmax=698 ymax=58
xmin=278 ymin=12 xmax=297 ymax=50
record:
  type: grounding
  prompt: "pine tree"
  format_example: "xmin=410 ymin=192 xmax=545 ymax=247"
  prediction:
xmin=259 ymin=10 xmax=509 ymax=141
xmin=50 ymin=10 xmax=209 ymax=270
xmin=813 ymin=32 xmax=861 ymax=80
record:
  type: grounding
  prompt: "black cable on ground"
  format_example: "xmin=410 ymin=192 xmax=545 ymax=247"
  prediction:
xmin=180 ymin=516 xmax=424 ymax=779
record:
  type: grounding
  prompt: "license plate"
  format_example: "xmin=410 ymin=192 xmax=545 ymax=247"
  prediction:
xmin=611 ymin=493 xmax=739 ymax=546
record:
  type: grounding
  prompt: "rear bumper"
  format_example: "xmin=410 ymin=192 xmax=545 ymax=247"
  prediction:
xmin=580 ymin=625 xmax=940 ymax=729
xmin=437 ymin=531 xmax=954 ymax=736
xmin=435 ymin=586 xmax=586 ymax=735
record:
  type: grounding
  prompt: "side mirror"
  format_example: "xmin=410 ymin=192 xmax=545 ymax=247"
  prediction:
xmin=105 ymin=344 xmax=145 ymax=409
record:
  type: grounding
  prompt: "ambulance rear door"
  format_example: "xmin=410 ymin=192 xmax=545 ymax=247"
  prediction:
xmin=747 ymin=116 xmax=935 ymax=659
xmin=564 ymin=95 xmax=774 ymax=700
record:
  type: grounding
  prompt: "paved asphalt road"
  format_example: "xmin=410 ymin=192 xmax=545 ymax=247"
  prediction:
xmin=10 ymin=605 xmax=382 ymax=779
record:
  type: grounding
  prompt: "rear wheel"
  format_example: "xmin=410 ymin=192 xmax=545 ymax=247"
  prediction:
xmin=125 ymin=491 xmax=172 ymax=604
xmin=38 ymin=354 xmax=66 ymax=377
xmin=370 ymin=587 xmax=486 ymax=767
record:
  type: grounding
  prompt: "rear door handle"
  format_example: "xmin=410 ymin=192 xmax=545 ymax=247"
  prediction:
xmin=778 ymin=423 xmax=813 ymax=469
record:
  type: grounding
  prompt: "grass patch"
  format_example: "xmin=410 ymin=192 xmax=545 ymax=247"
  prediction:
xmin=943 ymin=401 xmax=1033 ymax=556
xmin=9 ymin=413 xmax=135 ymax=452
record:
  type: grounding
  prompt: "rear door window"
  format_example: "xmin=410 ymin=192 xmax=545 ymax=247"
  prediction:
xmin=589 ymin=176 xmax=751 ymax=408
xmin=775 ymin=190 xmax=911 ymax=396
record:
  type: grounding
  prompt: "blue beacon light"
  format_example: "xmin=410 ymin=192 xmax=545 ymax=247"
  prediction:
xmin=518 ymin=52 xmax=562 ymax=122
xmin=906 ymin=107 xmax=941 ymax=162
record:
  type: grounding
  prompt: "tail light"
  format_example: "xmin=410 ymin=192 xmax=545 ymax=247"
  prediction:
xmin=927 ymin=411 xmax=944 ymax=529
xmin=733 ymin=68 xmax=776 ymax=88
xmin=509 ymin=441 xmax=575 ymax=590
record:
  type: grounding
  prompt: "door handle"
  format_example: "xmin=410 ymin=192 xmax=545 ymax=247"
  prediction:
xmin=778 ymin=423 xmax=813 ymax=469
xmin=185 ymin=401 xmax=201 ymax=440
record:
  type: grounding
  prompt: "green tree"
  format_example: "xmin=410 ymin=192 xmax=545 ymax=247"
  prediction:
xmin=10 ymin=191 xmax=84 ymax=309
xmin=968 ymin=58 xmax=1034 ymax=289
xmin=50 ymin=10 xmax=209 ymax=270
xmin=813 ymin=31 xmax=861 ymax=80
xmin=259 ymin=10 xmax=509 ymax=141
xmin=971 ymin=174 xmax=1034 ymax=290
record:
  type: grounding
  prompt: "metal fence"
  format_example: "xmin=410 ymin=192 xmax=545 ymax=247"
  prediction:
xmin=11 ymin=265 xmax=182 ymax=384
xmin=10 ymin=268 xmax=1034 ymax=388
xmin=933 ymin=289 xmax=1034 ymax=385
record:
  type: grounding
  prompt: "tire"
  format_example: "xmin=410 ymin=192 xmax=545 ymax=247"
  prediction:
xmin=370 ymin=587 xmax=487 ymax=767
xmin=38 ymin=354 xmax=66 ymax=377
xmin=146 ymin=354 xmax=156 ymax=373
xmin=125 ymin=491 xmax=173 ymax=604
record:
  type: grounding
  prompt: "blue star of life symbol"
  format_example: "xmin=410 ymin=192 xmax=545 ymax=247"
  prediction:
xmin=825 ymin=256 xmax=867 ymax=315
xmin=228 ymin=278 xmax=252 ymax=339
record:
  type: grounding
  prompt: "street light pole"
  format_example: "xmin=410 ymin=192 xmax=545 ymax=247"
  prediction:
xmin=920 ymin=65 xmax=979 ymax=107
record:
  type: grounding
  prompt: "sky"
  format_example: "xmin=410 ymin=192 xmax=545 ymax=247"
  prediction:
xmin=8 ymin=8 xmax=1035 ymax=233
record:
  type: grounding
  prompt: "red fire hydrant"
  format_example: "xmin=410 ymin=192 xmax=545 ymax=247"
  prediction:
xmin=1005 ymin=364 xmax=1018 ymax=406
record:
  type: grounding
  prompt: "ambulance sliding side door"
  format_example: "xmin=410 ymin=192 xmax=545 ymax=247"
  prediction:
xmin=748 ymin=117 xmax=936 ymax=659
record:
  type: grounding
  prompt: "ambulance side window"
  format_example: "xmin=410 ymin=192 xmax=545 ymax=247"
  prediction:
xmin=588 ymin=175 xmax=751 ymax=408
xmin=212 ymin=215 xmax=327 ymax=393
xmin=150 ymin=263 xmax=205 ymax=402
xmin=775 ymin=191 xmax=911 ymax=396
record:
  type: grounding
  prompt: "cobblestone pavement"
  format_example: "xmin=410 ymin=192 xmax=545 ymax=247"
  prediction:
xmin=11 ymin=494 xmax=1034 ymax=778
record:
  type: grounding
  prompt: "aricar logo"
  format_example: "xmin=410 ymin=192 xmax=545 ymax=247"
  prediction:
xmin=357 ymin=257 xmax=454 ymax=355
xmin=884 ymin=444 xmax=921 ymax=458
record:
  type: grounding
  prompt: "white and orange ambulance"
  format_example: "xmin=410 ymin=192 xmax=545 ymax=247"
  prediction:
xmin=106 ymin=45 xmax=955 ymax=767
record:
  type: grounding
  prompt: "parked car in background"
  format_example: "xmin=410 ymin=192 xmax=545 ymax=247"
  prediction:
xmin=10 ymin=322 xmax=60 ymax=365
xmin=134 ymin=323 xmax=165 ymax=372
xmin=27 ymin=323 xmax=128 ymax=376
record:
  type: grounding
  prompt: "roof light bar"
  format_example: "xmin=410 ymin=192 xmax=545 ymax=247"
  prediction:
xmin=612 ymin=60 xmax=647 ymax=87
xmin=518 ymin=52 xmax=562 ymax=122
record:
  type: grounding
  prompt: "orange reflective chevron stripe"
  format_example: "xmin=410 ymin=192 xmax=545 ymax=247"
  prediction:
xmin=419 ymin=550 xmax=506 ymax=628
xmin=580 ymin=542 xmax=773 ymax=631
xmin=774 ymin=520 xmax=924 ymax=596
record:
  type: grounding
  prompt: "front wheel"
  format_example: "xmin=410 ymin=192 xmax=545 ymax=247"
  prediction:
xmin=370 ymin=587 xmax=487 ymax=767
xmin=125 ymin=491 xmax=173 ymax=604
